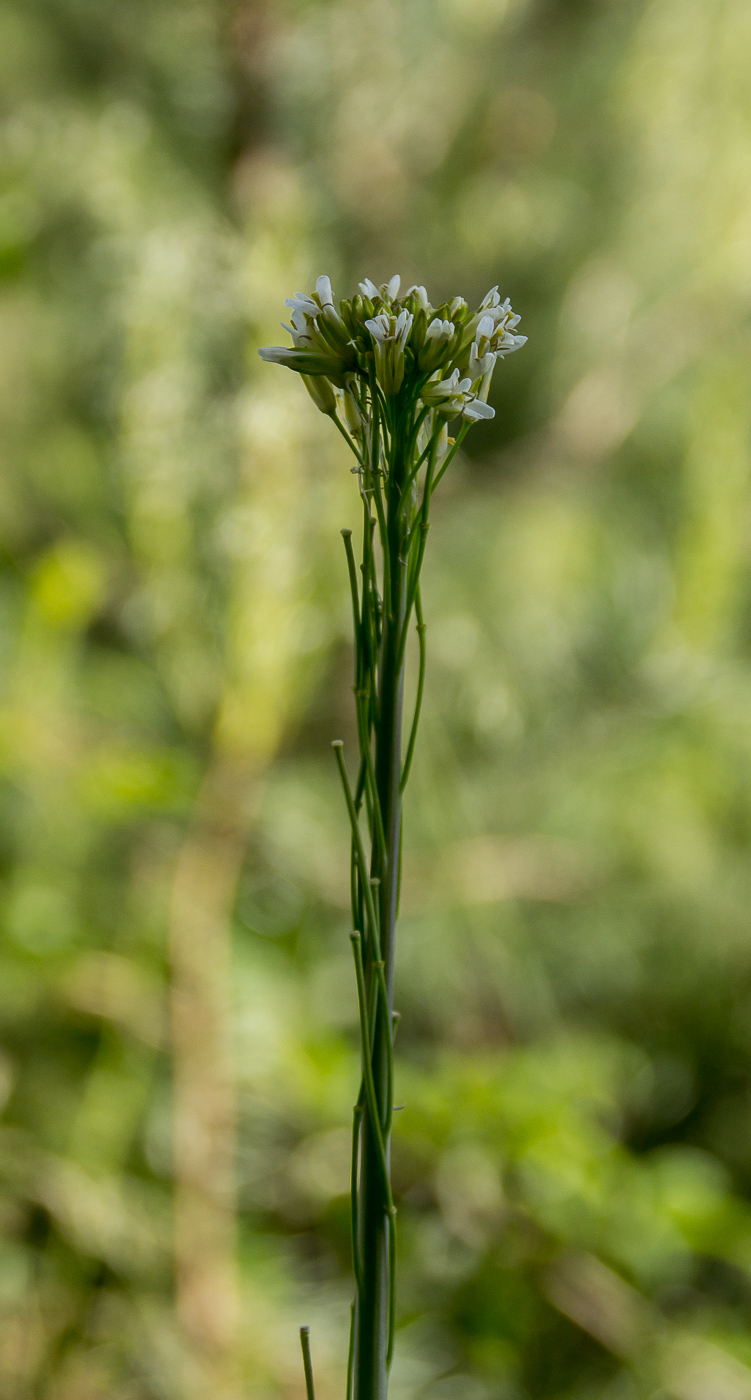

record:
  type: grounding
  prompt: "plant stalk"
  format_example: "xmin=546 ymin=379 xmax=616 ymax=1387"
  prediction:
xmin=352 ymin=564 xmax=405 ymax=1400
xmin=340 ymin=395 xmax=411 ymax=1400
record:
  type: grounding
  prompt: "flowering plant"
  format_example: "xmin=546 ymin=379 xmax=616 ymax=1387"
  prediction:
xmin=260 ymin=275 xmax=525 ymax=1400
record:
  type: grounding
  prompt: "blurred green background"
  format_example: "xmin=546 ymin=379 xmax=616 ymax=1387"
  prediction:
xmin=2 ymin=0 xmax=751 ymax=1397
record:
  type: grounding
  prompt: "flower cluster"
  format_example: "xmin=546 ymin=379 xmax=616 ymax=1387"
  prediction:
xmin=259 ymin=274 xmax=525 ymax=429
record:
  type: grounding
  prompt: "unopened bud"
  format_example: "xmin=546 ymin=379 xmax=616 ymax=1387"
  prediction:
xmin=301 ymin=373 xmax=337 ymax=415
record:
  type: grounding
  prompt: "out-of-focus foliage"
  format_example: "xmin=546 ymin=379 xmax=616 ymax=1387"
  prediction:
xmin=2 ymin=0 xmax=751 ymax=1397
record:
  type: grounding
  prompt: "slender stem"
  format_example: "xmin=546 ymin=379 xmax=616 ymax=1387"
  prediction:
xmin=340 ymin=391 xmax=442 ymax=1400
xmin=400 ymin=587 xmax=426 ymax=793
xmin=342 ymin=529 xmax=361 ymax=634
xmin=355 ymin=689 xmax=387 ymax=862
xmin=350 ymin=933 xmax=394 ymax=1207
xmin=333 ymin=742 xmax=381 ymax=960
xmin=351 ymin=1099 xmax=364 ymax=1295
xmin=329 ymin=408 xmax=365 ymax=464
xmin=350 ymin=412 xmax=408 ymax=1400
xmin=300 ymin=1328 xmax=316 ymax=1400
xmin=347 ymin=1306 xmax=356 ymax=1400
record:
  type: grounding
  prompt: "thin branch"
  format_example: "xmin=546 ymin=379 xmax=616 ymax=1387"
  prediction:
xmin=333 ymin=742 xmax=380 ymax=958
xmin=329 ymin=408 xmax=365 ymax=465
xmin=400 ymin=588 xmax=426 ymax=793
xmin=300 ymin=1328 xmax=316 ymax=1400
xmin=350 ymin=1097 xmax=365 ymax=1295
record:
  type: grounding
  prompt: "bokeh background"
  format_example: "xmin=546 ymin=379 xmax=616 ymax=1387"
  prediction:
xmin=2 ymin=1 xmax=751 ymax=1397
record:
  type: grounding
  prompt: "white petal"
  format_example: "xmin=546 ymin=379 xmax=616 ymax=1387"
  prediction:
xmin=285 ymin=292 xmax=318 ymax=314
xmin=316 ymin=275 xmax=334 ymax=306
xmin=258 ymin=346 xmax=290 ymax=363
xmin=386 ymin=274 xmax=401 ymax=299
xmin=365 ymin=317 xmax=386 ymax=343
xmin=497 ymin=334 xmax=527 ymax=356
xmin=358 ymin=278 xmax=379 ymax=298
xmin=464 ymin=399 xmax=495 ymax=420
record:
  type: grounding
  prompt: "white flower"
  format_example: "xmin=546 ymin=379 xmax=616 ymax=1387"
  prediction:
xmin=358 ymin=278 xmax=380 ymax=298
xmin=365 ymin=309 xmax=413 ymax=393
xmin=475 ymin=315 xmax=495 ymax=352
xmin=421 ymin=368 xmax=465 ymax=410
xmin=462 ymin=397 xmax=495 ymax=421
xmin=418 ymin=317 xmax=456 ymax=373
xmin=421 ymin=368 xmax=495 ymax=421
xmin=394 ymin=308 xmax=412 ymax=344
xmin=495 ymin=331 xmax=527 ymax=357
xmin=468 ymin=345 xmax=496 ymax=381
xmin=283 ymin=306 xmax=341 ymax=357
xmin=407 ymin=285 xmax=430 ymax=310
xmin=285 ymin=291 xmax=319 ymax=317
xmin=283 ymin=309 xmax=315 ymax=346
xmin=364 ymin=313 xmax=389 ymax=344
xmin=465 ymin=313 xmax=497 ymax=382
xmin=385 ymin=274 xmax=401 ymax=299
xmin=425 ymin=317 xmax=455 ymax=343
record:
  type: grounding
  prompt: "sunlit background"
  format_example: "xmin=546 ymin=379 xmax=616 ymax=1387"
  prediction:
xmin=2 ymin=1 xmax=751 ymax=1397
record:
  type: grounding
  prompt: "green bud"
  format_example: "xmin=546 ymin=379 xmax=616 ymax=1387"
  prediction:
xmin=301 ymin=373 xmax=337 ymax=415
xmin=258 ymin=346 xmax=349 ymax=379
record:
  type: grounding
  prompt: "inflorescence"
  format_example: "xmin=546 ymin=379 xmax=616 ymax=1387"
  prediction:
xmin=259 ymin=273 xmax=526 ymax=448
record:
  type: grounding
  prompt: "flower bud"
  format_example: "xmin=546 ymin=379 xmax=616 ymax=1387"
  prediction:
xmin=406 ymin=285 xmax=430 ymax=311
xmin=301 ymin=373 xmax=337 ymax=415
xmin=365 ymin=310 xmax=413 ymax=395
xmin=417 ymin=318 xmax=456 ymax=373
xmin=341 ymin=384 xmax=365 ymax=435
xmin=258 ymin=345 xmax=349 ymax=381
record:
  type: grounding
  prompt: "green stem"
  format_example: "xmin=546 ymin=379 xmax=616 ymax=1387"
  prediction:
xmin=400 ymin=587 xmax=426 ymax=793
xmin=350 ymin=454 xmax=407 ymax=1400
xmin=351 ymin=1099 xmax=365 ymax=1295
xmin=300 ymin=1328 xmax=316 ymax=1400
xmin=350 ymin=934 xmax=394 ymax=1208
